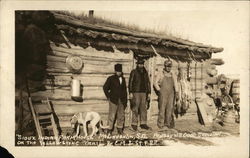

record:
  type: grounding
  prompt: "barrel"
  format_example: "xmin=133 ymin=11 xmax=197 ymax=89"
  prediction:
xmin=231 ymin=79 xmax=240 ymax=103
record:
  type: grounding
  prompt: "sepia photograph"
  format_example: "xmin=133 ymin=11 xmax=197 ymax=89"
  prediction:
xmin=0 ymin=1 xmax=249 ymax=158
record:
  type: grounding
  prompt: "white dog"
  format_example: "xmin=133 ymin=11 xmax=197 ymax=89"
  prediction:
xmin=70 ymin=111 xmax=109 ymax=137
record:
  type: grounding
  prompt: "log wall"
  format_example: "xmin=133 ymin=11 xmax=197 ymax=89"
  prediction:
xmin=30 ymin=42 xmax=221 ymax=131
xmin=31 ymin=42 xmax=134 ymax=130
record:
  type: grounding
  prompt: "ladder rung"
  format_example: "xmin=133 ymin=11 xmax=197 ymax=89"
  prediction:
xmin=40 ymin=121 xmax=52 ymax=125
xmin=38 ymin=111 xmax=53 ymax=115
xmin=38 ymin=115 xmax=52 ymax=120
xmin=43 ymin=125 xmax=53 ymax=130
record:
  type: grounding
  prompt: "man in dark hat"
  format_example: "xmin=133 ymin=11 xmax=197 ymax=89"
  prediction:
xmin=129 ymin=59 xmax=151 ymax=131
xmin=103 ymin=64 xmax=127 ymax=135
xmin=154 ymin=59 xmax=179 ymax=129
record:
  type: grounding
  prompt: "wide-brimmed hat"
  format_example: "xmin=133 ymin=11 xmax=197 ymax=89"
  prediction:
xmin=114 ymin=64 xmax=122 ymax=72
xmin=164 ymin=59 xmax=172 ymax=67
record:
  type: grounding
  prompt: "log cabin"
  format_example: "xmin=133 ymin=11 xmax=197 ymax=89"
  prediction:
xmin=15 ymin=11 xmax=224 ymax=135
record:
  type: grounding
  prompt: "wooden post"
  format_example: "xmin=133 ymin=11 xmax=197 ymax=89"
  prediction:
xmin=148 ymin=56 xmax=155 ymax=122
xmin=124 ymin=50 xmax=134 ymax=127
xmin=195 ymin=61 xmax=197 ymax=98
xmin=201 ymin=61 xmax=203 ymax=95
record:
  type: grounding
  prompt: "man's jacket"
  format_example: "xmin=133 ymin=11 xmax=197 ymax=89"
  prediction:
xmin=128 ymin=67 xmax=151 ymax=94
xmin=103 ymin=74 xmax=127 ymax=105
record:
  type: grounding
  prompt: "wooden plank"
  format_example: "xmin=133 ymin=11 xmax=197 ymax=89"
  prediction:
xmin=44 ymin=74 xmax=130 ymax=87
xmin=46 ymin=69 xmax=130 ymax=75
xmin=209 ymin=58 xmax=225 ymax=65
xmin=195 ymin=98 xmax=210 ymax=126
xmin=47 ymin=54 xmax=133 ymax=67
xmin=47 ymin=55 xmax=66 ymax=63
xmin=47 ymin=61 xmax=132 ymax=74
xmin=31 ymin=87 xmax=107 ymax=100
xmin=50 ymin=43 xmax=133 ymax=61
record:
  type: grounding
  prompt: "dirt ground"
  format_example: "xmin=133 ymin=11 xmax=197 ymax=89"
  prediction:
xmin=56 ymin=109 xmax=239 ymax=147
xmin=17 ymin=104 xmax=239 ymax=146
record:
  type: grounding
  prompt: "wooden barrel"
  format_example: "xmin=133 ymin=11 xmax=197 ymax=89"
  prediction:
xmin=231 ymin=79 xmax=240 ymax=103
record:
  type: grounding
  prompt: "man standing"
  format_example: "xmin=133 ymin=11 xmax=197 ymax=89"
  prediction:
xmin=129 ymin=59 xmax=151 ymax=131
xmin=103 ymin=64 xmax=127 ymax=135
xmin=154 ymin=59 xmax=179 ymax=129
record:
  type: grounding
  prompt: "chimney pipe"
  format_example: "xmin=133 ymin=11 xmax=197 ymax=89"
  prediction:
xmin=89 ymin=10 xmax=94 ymax=18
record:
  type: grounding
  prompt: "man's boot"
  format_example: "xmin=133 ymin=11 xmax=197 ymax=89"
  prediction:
xmin=107 ymin=129 xmax=112 ymax=135
xmin=117 ymin=128 xmax=124 ymax=135
xmin=131 ymin=125 xmax=137 ymax=131
xmin=140 ymin=124 xmax=152 ymax=130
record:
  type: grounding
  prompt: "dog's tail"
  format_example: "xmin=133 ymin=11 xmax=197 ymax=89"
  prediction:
xmin=99 ymin=120 xmax=109 ymax=129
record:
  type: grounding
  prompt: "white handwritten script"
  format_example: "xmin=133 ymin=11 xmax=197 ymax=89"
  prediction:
xmin=15 ymin=132 xmax=227 ymax=146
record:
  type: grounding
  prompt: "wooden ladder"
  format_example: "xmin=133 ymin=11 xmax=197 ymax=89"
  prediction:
xmin=28 ymin=97 xmax=60 ymax=146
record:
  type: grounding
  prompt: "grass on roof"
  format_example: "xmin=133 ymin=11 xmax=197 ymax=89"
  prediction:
xmin=53 ymin=10 xmax=187 ymax=40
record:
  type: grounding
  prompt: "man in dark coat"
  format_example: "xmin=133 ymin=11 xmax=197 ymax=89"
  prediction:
xmin=103 ymin=64 xmax=127 ymax=135
xmin=129 ymin=59 xmax=151 ymax=131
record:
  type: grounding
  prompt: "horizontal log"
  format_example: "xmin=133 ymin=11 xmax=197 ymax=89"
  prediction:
xmin=31 ymin=87 xmax=107 ymax=100
xmin=209 ymin=58 xmax=225 ymax=65
xmin=44 ymin=74 xmax=130 ymax=87
xmin=50 ymin=43 xmax=133 ymax=61
xmin=32 ymin=87 xmax=158 ymax=101
xmin=46 ymin=69 xmax=130 ymax=75
xmin=47 ymin=60 xmax=132 ymax=74
xmin=47 ymin=55 xmax=66 ymax=63
xmin=47 ymin=55 xmax=133 ymax=67
xmin=47 ymin=68 xmax=71 ymax=73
